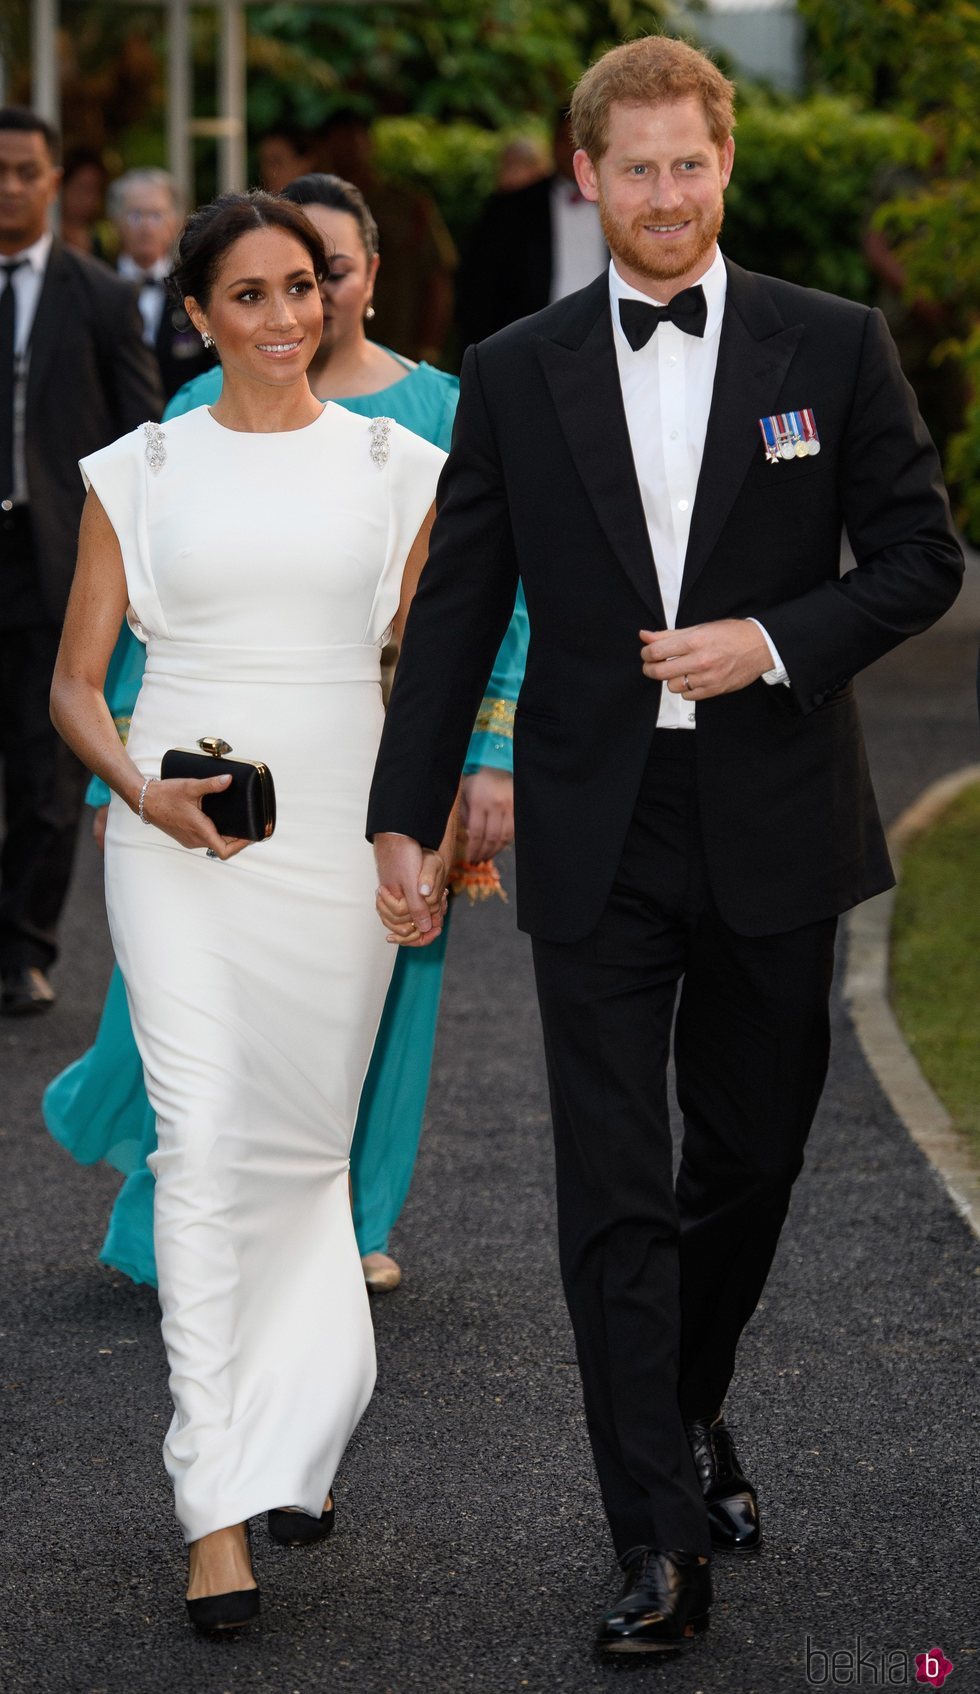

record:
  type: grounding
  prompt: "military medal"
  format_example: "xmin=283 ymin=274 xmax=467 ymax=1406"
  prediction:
xmin=758 ymin=408 xmax=821 ymax=464
xmin=758 ymin=415 xmax=781 ymax=465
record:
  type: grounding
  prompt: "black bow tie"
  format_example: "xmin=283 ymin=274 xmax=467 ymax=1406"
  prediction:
xmin=619 ymin=285 xmax=707 ymax=349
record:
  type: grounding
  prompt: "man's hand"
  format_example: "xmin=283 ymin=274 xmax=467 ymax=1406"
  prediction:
xmin=373 ymin=833 xmax=448 ymax=948
xmin=92 ymin=805 xmax=109 ymax=851
xmin=639 ymin=620 xmax=773 ymax=699
xmin=459 ymin=768 xmax=514 ymax=861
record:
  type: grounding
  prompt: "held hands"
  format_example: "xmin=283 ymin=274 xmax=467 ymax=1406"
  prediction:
xmin=639 ymin=619 xmax=772 ymax=699
xmin=458 ymin=769 xmax=514 ymax=862
xmin=374 ymin=833 xmax=449 ymax=948
xmin=140 ymin=773 xmax=252 ymax=860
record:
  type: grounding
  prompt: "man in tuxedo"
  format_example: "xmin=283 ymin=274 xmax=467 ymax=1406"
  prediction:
xmin=109 ymin=168 xmax=216 ymax=400
xmin=457 ymin=109 xmax=607 ymax=347
xmin=0 ymin=109 xmax=162 ymax=1014
xmin=367 ymin=38 xmax=963 ymax=1655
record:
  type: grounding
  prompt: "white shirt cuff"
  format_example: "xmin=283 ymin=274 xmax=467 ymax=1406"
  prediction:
xmin=748 ymin=618 xmax=789 ymax=687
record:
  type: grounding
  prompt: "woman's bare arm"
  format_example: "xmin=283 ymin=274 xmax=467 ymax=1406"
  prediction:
xmin=375 ymin=500 xmax=459 ymax=945
xmin=50 ymin=490 xmax=247 ymax=859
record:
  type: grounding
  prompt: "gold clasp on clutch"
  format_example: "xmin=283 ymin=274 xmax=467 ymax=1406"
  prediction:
xmin=198 ymin=736 xmax=232 ymax=758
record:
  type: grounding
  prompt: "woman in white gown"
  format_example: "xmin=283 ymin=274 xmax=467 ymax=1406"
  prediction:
xmin=50 ymin=191 xmax=449 ymax=1632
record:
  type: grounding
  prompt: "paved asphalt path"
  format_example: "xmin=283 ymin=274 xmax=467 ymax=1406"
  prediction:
xmin=2 ymin=556 xmax=978 ymax=1694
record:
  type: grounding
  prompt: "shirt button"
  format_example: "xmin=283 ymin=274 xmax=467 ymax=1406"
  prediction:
xmin=668 ymin=354 xmax=678 ymax=366
xmin=677 ymin=498 xmax=689 ymax=512
xmin=670 ymin=429 xmax=680 ymax=441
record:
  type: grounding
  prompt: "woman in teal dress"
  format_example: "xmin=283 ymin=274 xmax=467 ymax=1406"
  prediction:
xmin=44 ymin=174 xmax=527 ymax=1293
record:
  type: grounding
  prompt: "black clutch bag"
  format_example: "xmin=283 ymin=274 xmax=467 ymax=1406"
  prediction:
xmin=161 ymin=737 xmax=276 ymax=841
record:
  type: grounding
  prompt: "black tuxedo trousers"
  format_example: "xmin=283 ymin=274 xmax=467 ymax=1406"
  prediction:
xmin=533 ymin=731 xmax=836 ymax=1554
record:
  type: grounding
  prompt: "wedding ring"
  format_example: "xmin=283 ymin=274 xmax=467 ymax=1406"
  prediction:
xmin=684 ymin=674 xmax=691 ymax=691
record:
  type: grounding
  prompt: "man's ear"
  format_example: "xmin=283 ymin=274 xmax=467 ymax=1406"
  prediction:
xmin=573 ymin=148 xmax=600 ymax=204
xmin=720 ymin=135 xmax=735 ymax=191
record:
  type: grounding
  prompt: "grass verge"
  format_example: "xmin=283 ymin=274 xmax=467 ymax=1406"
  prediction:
xmin=890 ymin=780 xmax=980 ymax=1167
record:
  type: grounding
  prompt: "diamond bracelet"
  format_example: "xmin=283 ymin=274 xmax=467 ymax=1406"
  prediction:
xmin=137 ymin=775 xmax=158 ymax=824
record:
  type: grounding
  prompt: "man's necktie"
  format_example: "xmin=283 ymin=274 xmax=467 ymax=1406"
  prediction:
xmin=0 ymin=259 xmax=27 ymax=505
xmin=618 ymin=284 xmax=707 ymax=350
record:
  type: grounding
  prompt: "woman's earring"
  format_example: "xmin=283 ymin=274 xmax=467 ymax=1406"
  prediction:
xmin=364 ymin=304 xmax=376 ymax=321
xmin=201 ymin=331 xmax=215 ymax=349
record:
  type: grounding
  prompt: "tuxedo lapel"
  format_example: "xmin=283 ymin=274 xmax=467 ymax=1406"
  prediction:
xmin=680 ymin=261 xmax=804 ymax=607
xmin=26 ymin=240 xmax=71 ymax=404
xmin=534 ymin=280 xmax=665 ymax=621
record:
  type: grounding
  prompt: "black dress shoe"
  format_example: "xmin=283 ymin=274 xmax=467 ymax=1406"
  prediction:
xmin=596 ymin=1548 xmax=711 ymax=1655
xmin=1 ymin=966 xmax=55 ymax=1016
xmin=267 ymin=1494 xmax=335 ymax=1546
xmin=686 ymin=1413 xmax=761 ymax=1552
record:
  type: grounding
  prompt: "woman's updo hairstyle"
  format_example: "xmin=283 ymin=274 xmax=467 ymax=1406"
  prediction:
xmin=170 ymin=189 xmax=329 ymax=307
xmin=280 ymin=173 xmax=380 ymax=261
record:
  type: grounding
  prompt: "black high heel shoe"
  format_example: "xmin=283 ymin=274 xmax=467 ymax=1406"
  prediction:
xmin=185 ymin=1522 xmax=260 ymax=1636
xmin=267 ymin=1494 xmax=335 ymax=1546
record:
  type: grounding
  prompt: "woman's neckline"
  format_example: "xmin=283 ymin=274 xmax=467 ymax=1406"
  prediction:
xmin=204 ymin=401 xmax=330 ymax=437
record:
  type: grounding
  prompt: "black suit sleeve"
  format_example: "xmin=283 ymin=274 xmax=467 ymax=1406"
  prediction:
xmin=762 ymin=307 xmax=963 ymax=711
xmin=366 ymin=343 xmax=521 ymax=847
xmin=97 ymin=272 xmax=165 ymax=430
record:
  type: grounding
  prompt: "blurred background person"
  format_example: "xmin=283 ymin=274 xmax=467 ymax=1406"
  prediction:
xmin=318 ymin=111 xmax=457 ymax=367
xmin=109 ymin=166 xmax=217 ymax=399
xmin=457 ymin=107 xmax=606 ymax=349
xmin=0 ymin=107 xmax=162 ymax=1017
xmin=257 ymin=123 xmax=315 ymax=193
xmin=59 ymin=145 xmax=114 ymax=261
xmin=44 ymin=171 xmax=527 ymax=1296
xmin=495 ymin=135 xmax=550 ymax=194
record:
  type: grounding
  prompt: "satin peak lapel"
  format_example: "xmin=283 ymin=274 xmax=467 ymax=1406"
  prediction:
xmin=535 ymin=297 xmax=665 ymax=622
xmin=680 ymin=268 xmax=803 ymax=606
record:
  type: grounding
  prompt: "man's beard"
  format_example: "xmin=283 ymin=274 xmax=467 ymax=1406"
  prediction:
xmin=598 ymin=192 xmax=724 ymax=286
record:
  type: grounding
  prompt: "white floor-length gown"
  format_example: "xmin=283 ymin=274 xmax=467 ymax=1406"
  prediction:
xmin=81 ymin=403 xmax=444 ymax=1542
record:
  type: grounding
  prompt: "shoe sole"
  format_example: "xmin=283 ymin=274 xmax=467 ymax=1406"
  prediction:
xmin=598 ymin=1616 xmax=710 ymax=1654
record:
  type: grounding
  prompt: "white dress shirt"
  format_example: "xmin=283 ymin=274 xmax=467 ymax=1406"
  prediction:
xmin=549 ymin=178 xmax=607 ymax=304
xmin=610 ymin=248 xmax=787 ymax=729
xmin=1 ymin=229 xmax=53 ymax=355
xmin=118 ymin=253 xmax=170 ymax=345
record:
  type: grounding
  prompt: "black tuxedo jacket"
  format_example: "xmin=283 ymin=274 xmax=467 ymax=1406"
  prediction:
xmin=457 ymin=176 xmax=555 ymax=347
xmin=368 ymin=261 xmax=964 ymax=940
xmin=24 ymin=241 xmax=163 ymax=622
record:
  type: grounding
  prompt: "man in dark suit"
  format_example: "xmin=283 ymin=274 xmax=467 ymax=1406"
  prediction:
xmin=0 ymin=108 xmax=162 ymax=1014
xmin=367 ymin=39 xmax=963 ymax=1656
xmin=109 ymin=167 xmax=217 ymax=400
xmin=457 ymin=109 xmax=607 ymax=347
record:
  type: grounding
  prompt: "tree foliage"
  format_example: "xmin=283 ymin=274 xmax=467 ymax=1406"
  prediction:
xmin=800 ymin=0 xmax=980 ymax=538
xmin=247 ymin=0 xmax=673 ymax=132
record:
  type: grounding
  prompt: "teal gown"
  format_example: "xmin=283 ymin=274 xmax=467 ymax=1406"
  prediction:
xmin=43 ymin=356 xmax=528 ymax=1285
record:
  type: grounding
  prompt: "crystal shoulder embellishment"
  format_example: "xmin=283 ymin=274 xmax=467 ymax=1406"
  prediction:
xmin=142 ymin=421 xmax=167 ymax=473
xmin=369 ymin=416 xmax=392 ymax=467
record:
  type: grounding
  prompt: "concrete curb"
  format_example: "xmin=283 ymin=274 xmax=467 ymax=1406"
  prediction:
xmin=843 ymin=764 xmax=980 ymax=1241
